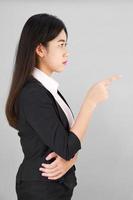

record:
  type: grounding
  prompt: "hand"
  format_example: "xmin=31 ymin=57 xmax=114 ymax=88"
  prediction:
xmin=39 ymin=152 xmax=78 ymax=180
xmin=85 ymin=74 xmax=123 ymax=106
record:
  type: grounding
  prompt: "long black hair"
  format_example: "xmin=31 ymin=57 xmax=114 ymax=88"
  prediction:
xmin=5 ymin=13 xmax=68 ymax=130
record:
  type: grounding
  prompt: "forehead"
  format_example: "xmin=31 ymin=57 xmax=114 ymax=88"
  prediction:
xmin=54 ymin=29 xmax=67 ymax=42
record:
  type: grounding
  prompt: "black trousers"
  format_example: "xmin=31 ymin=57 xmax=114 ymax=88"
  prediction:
xmin=16 ymin=180 xmax=74 ymax=200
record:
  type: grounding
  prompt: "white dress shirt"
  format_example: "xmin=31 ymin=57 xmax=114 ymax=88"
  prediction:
xmin=31 ymin=67 xmax=75 ymax=128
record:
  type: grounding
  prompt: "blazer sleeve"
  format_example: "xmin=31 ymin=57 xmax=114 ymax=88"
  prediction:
xmin=19 ymin=87 xmax=81 ymax=160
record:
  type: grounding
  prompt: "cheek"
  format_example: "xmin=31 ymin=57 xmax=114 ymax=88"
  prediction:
xmin=48 ymin=52 xmax=62 ymax=66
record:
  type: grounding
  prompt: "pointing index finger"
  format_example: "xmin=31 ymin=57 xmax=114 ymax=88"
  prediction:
xmin=108 ymin=74 xmax=123 ymax=81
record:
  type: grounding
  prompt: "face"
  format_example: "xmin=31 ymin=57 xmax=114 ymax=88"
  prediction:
xmin=36 ymin=29 xmax=69 ymax=76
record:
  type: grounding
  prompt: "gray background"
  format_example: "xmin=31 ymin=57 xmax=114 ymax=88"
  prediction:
xmin=0 ymin=0 xmax=132 ymax=199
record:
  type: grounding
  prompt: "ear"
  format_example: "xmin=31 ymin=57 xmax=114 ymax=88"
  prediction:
xmin=35 ymin=43 xmax=47 ymax=58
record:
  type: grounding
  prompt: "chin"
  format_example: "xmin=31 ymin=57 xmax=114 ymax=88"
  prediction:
xmin=55 ymin=66 xmax=65 ymax=72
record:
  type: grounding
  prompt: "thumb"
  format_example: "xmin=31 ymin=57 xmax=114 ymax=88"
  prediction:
xmin=45 ymin=152 xmax=57 ymax=160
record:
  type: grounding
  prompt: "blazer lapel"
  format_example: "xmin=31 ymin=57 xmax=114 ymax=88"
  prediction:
xmin=45 ymin=90 xmax=70 ymax=130
xmin=57 ymin=90 xmax=74 ymax=119
xmin=27 ymin=76 xmax=70 ymax=130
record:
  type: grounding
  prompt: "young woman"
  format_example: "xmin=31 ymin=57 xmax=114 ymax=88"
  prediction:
xmin=5 ymin=13 xmax=122 ymax=200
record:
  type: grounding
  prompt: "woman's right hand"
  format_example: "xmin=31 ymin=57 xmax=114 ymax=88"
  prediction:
xmin=85 ymin=74 xmax=123 ymax=107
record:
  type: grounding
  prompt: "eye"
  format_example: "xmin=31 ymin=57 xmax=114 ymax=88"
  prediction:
xmin=59 ymin=43 xmax=68 ymax=47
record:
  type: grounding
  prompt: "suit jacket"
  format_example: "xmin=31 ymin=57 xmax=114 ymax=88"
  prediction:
xmin=16 ymin=75 xmax=81 ymax=190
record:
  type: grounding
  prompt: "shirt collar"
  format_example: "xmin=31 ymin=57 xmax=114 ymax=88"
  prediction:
xmin=31 ymin=67 xmax=59 ymax=94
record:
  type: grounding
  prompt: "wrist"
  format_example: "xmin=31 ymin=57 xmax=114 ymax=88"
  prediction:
xmin=84 ymin=99 xmax=97 ymax=112
xmin=88 ymin=100 xmax=97 ymax=110
xmin=69 ymin=157 xmax=75 ymax=167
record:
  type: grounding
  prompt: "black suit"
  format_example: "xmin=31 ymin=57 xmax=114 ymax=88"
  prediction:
xmin=15 ymin=75 xmax=81 ymax=199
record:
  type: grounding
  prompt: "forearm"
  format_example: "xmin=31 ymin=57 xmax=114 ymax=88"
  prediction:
xmin=70 ymin=99 xmax=96 ymax=142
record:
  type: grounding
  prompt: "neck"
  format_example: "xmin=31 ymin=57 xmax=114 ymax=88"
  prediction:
xmin=37 ymin=65 xmax=53 ymax=76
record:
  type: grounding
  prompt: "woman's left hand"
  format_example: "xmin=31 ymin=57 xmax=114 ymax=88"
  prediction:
xmin=39 ymin=152 xmax=78 ymax=180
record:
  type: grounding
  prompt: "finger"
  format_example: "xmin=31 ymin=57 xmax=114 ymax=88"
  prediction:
xmin=39 ymin=166 xmax=59 ymax=173
xmin=48 ymin=175 xmax=62 ymax=180
xmin=42 ymin=170 xmax=62 ymax=177
xmin=48 ymin=172 xmax=63 ymax=180
xmin=101 ymin=74 xmax=123 ymax=84
xmin=45 ymin=152 xmax=57 ymax=160
xmin=107 ymin=74 xmax=123 ymax=82
xmin=41 ymin=160 xmax=58 ymax=169
xmin=102 ymin=80 xmax=111 ymax=86
xmin=101 ymin=75 xmax=123 ymax=87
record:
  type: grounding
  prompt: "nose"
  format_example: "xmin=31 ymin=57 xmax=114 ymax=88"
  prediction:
xmin=65 ymin=52 xmax=69 ymax=57
xmin=64 ymin=50 xmax=69 ymax=58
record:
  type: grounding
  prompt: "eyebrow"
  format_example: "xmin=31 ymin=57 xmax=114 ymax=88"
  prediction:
xmin=57 ymin=39 xmax=67 ymax=43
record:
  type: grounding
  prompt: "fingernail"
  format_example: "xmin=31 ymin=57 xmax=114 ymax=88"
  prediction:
xmin=42 ymin=173 xmax=47 ymax=176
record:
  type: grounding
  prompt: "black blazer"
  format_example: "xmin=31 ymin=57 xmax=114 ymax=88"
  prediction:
xmin=16 ymin=75 xmax=81 ymax=190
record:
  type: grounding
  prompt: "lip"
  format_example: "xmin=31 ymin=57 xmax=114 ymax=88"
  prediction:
xmin=63 ymin=61 xmax=68 ymax=64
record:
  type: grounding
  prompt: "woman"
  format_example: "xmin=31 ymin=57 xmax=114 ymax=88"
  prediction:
xmin=5 ymin=13 xmax=122 ymax=200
